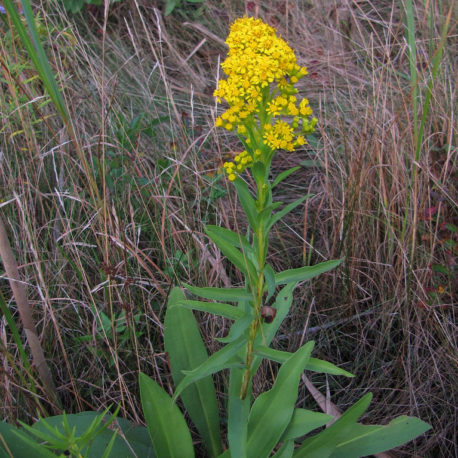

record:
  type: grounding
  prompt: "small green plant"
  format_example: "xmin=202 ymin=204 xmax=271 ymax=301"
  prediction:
xmin=165 ymin=0 xmax=205 ymax=16
xmin=137 ymin=17 xmax=431 ymax=457
xmin=0 ymin=408 xmax=155 ymax=457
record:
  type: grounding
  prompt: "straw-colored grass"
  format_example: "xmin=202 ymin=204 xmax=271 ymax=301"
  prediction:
xmin=0 ymin=0 xmax=456 ymax=456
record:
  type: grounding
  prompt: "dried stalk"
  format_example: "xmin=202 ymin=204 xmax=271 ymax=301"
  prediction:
xmin=0 ymin=215 xmax=60 ymax=410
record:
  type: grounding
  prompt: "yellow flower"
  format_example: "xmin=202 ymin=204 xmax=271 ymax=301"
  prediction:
xmin=214 ymin=17 xmax=317 ymax=180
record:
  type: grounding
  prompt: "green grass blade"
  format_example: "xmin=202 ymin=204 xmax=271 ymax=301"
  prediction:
xmin=4 ymin=0 xmax=69 ymax=121
xmin=0 ymin=291 xmax=32 ymax=374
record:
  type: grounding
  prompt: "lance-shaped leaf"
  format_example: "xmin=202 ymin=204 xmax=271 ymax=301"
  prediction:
xmin=249 ymin=283 xmax=297 ymax=376
xmin=254 ymin=346 xmax=354 ymax=378
xmin=233 ymin=178 xmax=258 ymax=231
xmin=227 ymin=362 xmax=252 ymax=458
xmin=206 ymin=226 xmax=254 ymax=255
xmin=281 ymin=409 xmax=333 ymax=442
xmin=173 ymin=337 xmax=246 ymax=401
xmin=329 ymin=416 xmax=431 ymax=457
xmin=206 ymin=226 xmax=258 ymax=282
xmin=294 ymin=393 xmax=430 ymax=457
xmin=183 ymin=283 xmax=253 ymax=302
xmin=217 ymin=314 xmax=252 ymax=344
xmin=259 ymin=283 xmax=296 ymax=346
xmin=305 ymin=358 xmax=354 ymax=378
xmin=267 ymin=195 xmax=312 ymax=232
xmin=139 ymin=373 xmax=194 ymax=458
xmin=263 ymin=264 xmax=276 ymax=301
xmin=272 ymin=441 xmax=294 ymax=458
xmin=164 ymin=288 xmax=221 ymax=456
xmin=272 ymin=166 xmax=301 ymax=189
xmin=0 ymin=421 xmax=55 ymax=457
xmin=293 ymin=393 xmax=373 ymax=457
xmin=246 ymin=341 xmax=315 ymax=458
xmin=176 ymin=299 xmax=245 ymax=320
xmin=275 ymin=259 xmax=343 ymax=286
xmin=224 ymin=286 xmax=296 ymax=457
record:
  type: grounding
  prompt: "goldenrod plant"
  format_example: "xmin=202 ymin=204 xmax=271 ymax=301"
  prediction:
xmin=0 ymin=4 xmax=436 ymax=456
xmin=138 ymin=18 xmax=431 ymax=458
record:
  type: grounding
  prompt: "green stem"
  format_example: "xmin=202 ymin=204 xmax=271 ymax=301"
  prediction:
xmin=240 ymin=181 xmax=268 ymax=399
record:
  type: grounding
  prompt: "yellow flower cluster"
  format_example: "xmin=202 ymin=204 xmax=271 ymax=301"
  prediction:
xmin=223 ymin=151 xmax=254 ymax=181
xmin=214 ymin=17 xmax=317 ymax=180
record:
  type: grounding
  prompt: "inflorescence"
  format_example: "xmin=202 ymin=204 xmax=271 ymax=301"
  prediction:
xmin=214 ymin=17 xmax=317 ymax=181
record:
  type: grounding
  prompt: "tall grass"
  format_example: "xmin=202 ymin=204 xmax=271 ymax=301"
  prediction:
xmin=0 ymin=0 xmax=456 ymax=456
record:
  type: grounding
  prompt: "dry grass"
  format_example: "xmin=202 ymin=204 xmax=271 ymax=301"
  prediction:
xmin=0 ymin=0 xmax=456 ymax=456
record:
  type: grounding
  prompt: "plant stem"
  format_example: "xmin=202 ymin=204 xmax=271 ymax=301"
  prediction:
xmin=240 ymin=180 xmax=268 ymax=399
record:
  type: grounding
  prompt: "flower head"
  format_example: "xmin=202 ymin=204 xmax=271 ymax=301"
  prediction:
xmin=214 ymin=17 xmax=316 ymax=180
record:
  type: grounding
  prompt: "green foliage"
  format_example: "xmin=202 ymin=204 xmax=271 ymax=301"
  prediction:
xmin=164 ymin=288 xmax=221 ymax=456
xmin=246 ymin=342 xmax=315 ymax=458
xmin=294 ymin=394 xmax=431 ymax=457
xmin=139 ymin=373 xmax=194 ymax=458
xmin=0 ymin=409 xmax=155 ymax=457
xmin=165 ymin=0 xmax=205 ymax=16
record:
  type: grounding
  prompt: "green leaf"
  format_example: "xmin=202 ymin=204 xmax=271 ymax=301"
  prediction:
xmin=293 ymin=394 xmax=373 ymax=457
xmin=206 ymin=226 xmax=257 ymax=282
xmin=254 ymin=347 xmax=354 ymax=377
xmin=281 ymin=409 xmax=333 ymax=442
xmin=227 ymin=364 xmax=251 ymax=458
xmin=246 ymin=341 xmax=315 ymax=458
xmin=0 ymin=422 xmax=53 ymax=457
xmin=233 ymin=178 xmax=258 ymax=231
xmin=263 ymin=264 xmax=276 ymax=301
xmin=253 ymin=345 xmax=293 ymax=363
xmin=272 ymin=441 xmax=294 ymax=458
xmin=329 ymin=416 xmax=431 ymax=457
xmin=2 ymin=0 xmax=68 ymax=121
xmin=15 ymin=409 xmax=154 ymax=458
xmin=252 ymin=161 xmax=267 ymax=183
xmin=173 ymin=337 xmax=246 ymax=401
xmin=306 ymin=358 xmax=354 ymax=378
xmin=176 ymin=299 xmax=245 ymax=320
xmin=164 ymin=288 xmax=221 ymax=456
xmin=300 ymin=160 xmax=323 ymax=168
xmin=257 ymin=202 xmax=283 ymax=229
xmin=205 ymin=226 xmax=254 ymax=256
xmin=139 ymin=373 xmax=194 ymax=458
xmin=255 ymin=283 xmax=296 ymax=352
xmin=183 ymin=283 xmax=253 ymax=302
xmin=275 ymin=259 xmax=343 ymax=286
xmin=165 ymin=0 xmax=179 ymax=15
xmin=217 ymin=314 xmax=252 ymax=343
xmin=272 ymin=166 xmax=301 ymax=188
xmin=267 ymin=195 xmax=312 ymax=231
